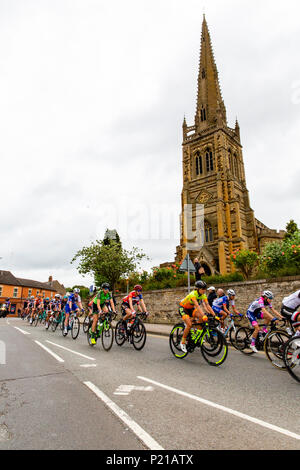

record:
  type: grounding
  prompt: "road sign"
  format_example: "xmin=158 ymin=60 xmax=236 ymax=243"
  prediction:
xmin=179 ymin=254 xmax=196 ymax=272
xmin=179 ymin=254 xmax=195 ymax=292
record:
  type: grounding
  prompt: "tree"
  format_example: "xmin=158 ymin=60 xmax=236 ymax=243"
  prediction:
xmin=284 ymin=220 xmax=299 ymax=240
xmin=71 ymin=235 xmax=148 ymax=293
xmin=230 ymin=249 xmax=259 ymax=280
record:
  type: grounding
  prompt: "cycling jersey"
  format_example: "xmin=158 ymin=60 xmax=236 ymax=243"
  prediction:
xmin=180 ymin=291 xmax=207 ymax=309
xmin=247 ymin=296 xmax=272 ymax=325
xmin=93 ymin=290 xmax=111 ymax=306
xmin=212 ymin=295 xmax=234 ymax=314
xmin=122 ymin=291 xmax=143 ymax=306
xmin=282 ymin=290 xmax=300 ymax=312
xmin=65 ymin=293 xmax=81 ymax=313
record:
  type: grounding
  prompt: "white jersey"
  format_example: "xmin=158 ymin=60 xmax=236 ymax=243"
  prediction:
xmin=282 ymin=290 xmax=300 ymax=311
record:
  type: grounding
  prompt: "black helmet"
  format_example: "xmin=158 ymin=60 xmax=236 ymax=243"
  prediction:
xmin=195 ymin=280 xmax=207 ymax=289
xmin=101 ymin=283 xmax=110 ymax=290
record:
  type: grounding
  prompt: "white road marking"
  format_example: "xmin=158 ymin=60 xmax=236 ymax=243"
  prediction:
xmin=83 ymin=381 xmax=164 ymax=450
xmin=114 ymin=385 xmax=154 ymax=395
xmin=138 ymin=376 xmax=300 ymax=441
xmin=14 ymin=327 xmax=30 ymax=335
xmin=45 ymin=340 xmax=96 ymax=361
xmin=80 ymin=364 xmax=97 ymax=368
xmin=34 ymin=341 xmax=64 ymax=363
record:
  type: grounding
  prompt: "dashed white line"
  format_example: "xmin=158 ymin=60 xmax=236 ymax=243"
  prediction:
xmin=138 ymin=376 xmax=300 ymax=441
xmin=83 ymin=381 xmax=164 ymax=450
xmin=14 ymin=327 xmax=30 ymax=335
xmin=45 ymin=340 xmax=96 ymax=361
xmin=34 ymin=341 xmax=64 ymax=363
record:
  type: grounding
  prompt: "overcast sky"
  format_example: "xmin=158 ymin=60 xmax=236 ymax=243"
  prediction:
xmin=0 ymin=0 xmax=299 ymax=288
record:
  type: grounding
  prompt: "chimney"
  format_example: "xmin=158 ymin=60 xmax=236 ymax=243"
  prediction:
xmin=48 ymin=276 xmax=53 ymax=283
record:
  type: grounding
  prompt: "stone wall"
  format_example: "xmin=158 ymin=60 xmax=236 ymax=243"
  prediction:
xmin=114 ymin=276 xmax=300 ymax=325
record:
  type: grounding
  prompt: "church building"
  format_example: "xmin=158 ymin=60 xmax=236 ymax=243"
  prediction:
xmin=175 ymin=16 xmax=285 ymax=275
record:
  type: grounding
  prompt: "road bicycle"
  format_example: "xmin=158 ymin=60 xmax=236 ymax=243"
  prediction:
xmin=235 ymin=318 xmax=291 ymax=369
xmin=217 ymin=313 xmax=243 ymax=349
xmin=62 ymin=312 xmax=80 ymax=339
xmin=33 ymin=309 xmax=47 ymax=327
xmin=86 ymin=311 xmax=114 ymax=351
xmin=115 ymin=312 xmax=147 ymax=351
xmin=283 ymin=335 xmax=300 ymax=383
xmin=169 ymin=317 xmax=228 ymax=367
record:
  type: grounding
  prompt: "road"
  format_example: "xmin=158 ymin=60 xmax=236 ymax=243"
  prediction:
xmin=0 ymin=317 xmax=299 ymax=450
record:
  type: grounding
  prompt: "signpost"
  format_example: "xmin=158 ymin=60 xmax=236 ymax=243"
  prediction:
xmin=179 ymin=254 xmax=196 ymax=292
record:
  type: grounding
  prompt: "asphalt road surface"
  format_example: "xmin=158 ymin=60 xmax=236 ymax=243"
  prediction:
xmin=0 ymin=317 xmax=299 ymax=450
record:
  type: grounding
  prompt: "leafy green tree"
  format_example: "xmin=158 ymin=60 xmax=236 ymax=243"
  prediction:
xmin=284 ymin=220 xmax=299 ymax=240
xmin=230 ymin=249 xmax=259 ymax=279
xmin=71 ymin=236 xmax=148 ymax=293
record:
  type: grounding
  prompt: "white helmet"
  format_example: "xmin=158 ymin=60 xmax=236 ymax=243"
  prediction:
xmin=55 ymin=293 xmax=60 ymax=298
xmin=74 ymin=288 xmax=80 ymax=294
xmin=227 ymin=289 xmax=236 ymax=296
xmin=207 ymin=286 xmax=215 ymax=291
xmin=263 ymin=290 xmax=274 ymax=299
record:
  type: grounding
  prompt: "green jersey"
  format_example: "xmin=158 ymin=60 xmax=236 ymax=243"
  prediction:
xmin=93 ymin=290 xmax=112 ymax=306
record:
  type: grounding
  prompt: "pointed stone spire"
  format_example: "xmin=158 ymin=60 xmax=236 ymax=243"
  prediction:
xmin=182 ymin=115 xmax=187 ymax=139
xmin=235 ymin=117 xmax=240 ymax=141
xmin=195 ymin=16 xmax=227 ymax=130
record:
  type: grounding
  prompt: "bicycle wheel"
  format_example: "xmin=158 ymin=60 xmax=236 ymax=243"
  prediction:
xmin=235 ymin=327 xmax=255 ymax=355
xmin=101 ymin=321 xmax=114 ymax=351
xmin=51 ymin=318 xmax=58 ymax=332
xmin=264 ymin=329 xmax=290 ymax=370
xmin=33 ymin=314 xmax=40 ymax=327
xmin=201 ymin=330 xmax=228 ymax=366
xmin=83 ymin=315 xmax=91 ymax=334
xmin=169 ymin=323 xmax=188 ymax=359
xmin=71 ymin=317 xmax=80 ymax=339
xmin=132 ymin=321 xmax=146 ymax=351
xmin=201 ymin=328 xmax=224 ymax=356
xmin=283 ymin=336 xmax=300 ymax=383
xmin=115 ymin=321 xmax=126 ymax=346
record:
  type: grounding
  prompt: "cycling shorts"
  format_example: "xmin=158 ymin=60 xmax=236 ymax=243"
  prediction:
xmin=65 ymin=303 xmax=78 ymax=314
xmin=179 ymin=306 xmax=197 ymax=319
xmin=212 ymin=305 xmax=223 ymax=315
xmin=246 ymin=309 xmax=263 ymax=326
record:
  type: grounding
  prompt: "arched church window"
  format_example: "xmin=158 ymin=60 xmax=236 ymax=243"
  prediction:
xmin=205 ymin=222 xmax=213 ymax=243
xmin=206 ymin=148 xmax=214 ymax=172
xmin=200 ymin=107 xmax=206 ymax=122
xmin=195 ymin=152 xmax=203 ymax=176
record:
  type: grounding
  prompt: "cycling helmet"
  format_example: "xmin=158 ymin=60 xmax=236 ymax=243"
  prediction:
xmin=74 ymin=288 xmax=80 ymax=294
xmin=55 ymin=293 xmax=60 ymax=298
xmin=195 ymin=280 xmax=207 ymax=289
xmin=227 ymin=289 xmax=236 ymax=296
xmin=45 ymin=297 xmax=50 ymax=301
xmin=63 ymin=295 xmax=68 ymax=299
xmin=30 ymin=296 xmax=35 ymax=299
xmin=134 ymin=285 xmax=142 ymax=291
xmin=263 ymin=290 xmax=274 ymax=299
xmin=101 ymin=283 xmax=110 ymax=290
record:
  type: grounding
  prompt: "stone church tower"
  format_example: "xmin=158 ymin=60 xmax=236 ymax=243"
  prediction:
xmin=175 ymin=16 xmax=284 ymax=275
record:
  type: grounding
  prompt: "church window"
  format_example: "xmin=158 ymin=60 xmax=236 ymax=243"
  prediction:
xmin=205 ymin=222 xmax=213 ymax=243
xmin=206 ymin=148 xmax=214 ymax=172
xmin=195 ymin=153 xmax=203 ymax=176
xmin=200 ymin=107 xmax=206 ymax=122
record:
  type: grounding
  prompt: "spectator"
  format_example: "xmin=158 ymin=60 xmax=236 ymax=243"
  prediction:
xmin=193 ymin=258 xmax=205 ymax=282
xmin=207 ymin=286 xmax=217 ymax=306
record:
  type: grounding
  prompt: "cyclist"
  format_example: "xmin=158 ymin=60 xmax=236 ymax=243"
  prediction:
xmin=4 ymin=298 xmax=10 ymax=316
xmin=63 ymin=288 xmax=84 ymax=336
xmin=43 ymin=297 xmax=52 ymax=328
xmin=46 ymin=294 xmax=61 ymax=329
xmin=212 ymin=289 xmax=239 ymax=332
xmin=28 ymin=296 xmax=35 ymax=323
xmin=90 ymin=283 xmax=117 ymax=345
xmin=281 ymin=289 xmax=300 ymax=335
xmin=246 ymin=290 xmax=283 ymax=353
xmin=179 ymin=280 xmax=217 ymax=353
xmin=30 ymin=294 xmax=42 ymax=324
xmin=121 ymin=285 xmax=148 ymax=331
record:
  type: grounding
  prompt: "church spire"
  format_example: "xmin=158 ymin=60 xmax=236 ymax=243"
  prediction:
xmin=195 ymin=16 xmax=227 ymax=130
